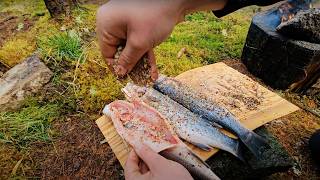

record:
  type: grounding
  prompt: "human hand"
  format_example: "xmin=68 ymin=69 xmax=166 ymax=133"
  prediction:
xmin=125 ymin=145 xmax=193 ymax=180
xmin=96 ymin=0 xmax=227 ymax=79
xmin=96 ymin=0 xmax=185 ymax=79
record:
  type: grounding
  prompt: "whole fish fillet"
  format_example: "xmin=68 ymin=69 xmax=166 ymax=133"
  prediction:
xmin=154 ymin=75 xmax=270 ymax=158
xmin=122 ymin=83 xmax=244 ymax=161
xmin=103 ymin=100 xmax=219 ymax=180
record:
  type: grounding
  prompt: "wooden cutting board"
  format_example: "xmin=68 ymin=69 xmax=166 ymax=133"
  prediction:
xmin=96 ymin=62 xmax=299 ymax=167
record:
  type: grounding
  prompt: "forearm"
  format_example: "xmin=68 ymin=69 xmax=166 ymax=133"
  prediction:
xmin=180 ymin=0 xmax=228 ymax=15
xmin=213 ymin=0 xmax=283 ymax=17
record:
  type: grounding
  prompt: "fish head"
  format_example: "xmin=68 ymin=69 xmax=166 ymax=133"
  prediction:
xmin=102 ymin=104 xmax=111 ymax=116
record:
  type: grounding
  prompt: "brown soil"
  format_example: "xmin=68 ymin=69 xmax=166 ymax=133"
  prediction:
xmin=266 ymin=110 xmax=320 ymax=179
xmin=30 ymin=116 xmax=123 ymax=179
xmin=0 ymin=115 xmax=123 ymax=179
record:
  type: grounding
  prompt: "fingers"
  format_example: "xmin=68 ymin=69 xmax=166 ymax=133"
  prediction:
xmin=96 ymin=5 xmax=123 ymax=73
xmin=116 ymin=40 xmax=148 ymax=77
xmin=97 ymin=31 xmax=120 ymax=73
xmin=134 ymin=144 xmax=169 ymax=172
xmin=147 ymin=49 xmax=159 ymax=81
xmin=125 ymin=150 xmax=142 ymax=178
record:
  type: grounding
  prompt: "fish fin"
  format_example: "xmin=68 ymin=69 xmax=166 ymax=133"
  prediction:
xmin=191 ymin=142 xmax=212 ymax=151
xmin=189 ymin=150 xmax=211 ymax=169
xmin=233 ymin=141 xmax=246 ymax=162
xmin=239 ymin=131 xmax=270 ymax=158
xmin=211 ymin=122 xmax=223 ymax=129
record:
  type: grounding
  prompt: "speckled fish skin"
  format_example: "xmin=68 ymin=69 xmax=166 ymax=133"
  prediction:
xmin=122 ymin=83 xmax=244 ymax=161
xmin=154 ymin=75 xmax=269 ymax=158
xmin=104 ymin=99 xmax=219 ymax=180
xmin=160 ymin=145 xmax=220 ymax=180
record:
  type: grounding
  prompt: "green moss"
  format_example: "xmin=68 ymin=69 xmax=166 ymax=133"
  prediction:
xmin=0 ymin=98 xmax=60 ymax=148
xmin=0 ymin=15 xmax=57 ymax=67
xmin=157 ymin=10 xmax=254 ymax=66
xmin=0 ymin=0 xmax=47 ymax=15
xmin=0 ymin=38 xmax=35 ymax=67
xmin=72 ymin=4 xmax=98 ymax=32
xmin=73 ymin=41 xmax=124 ymax=112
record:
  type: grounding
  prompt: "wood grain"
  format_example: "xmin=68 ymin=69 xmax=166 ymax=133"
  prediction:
xmin=96 ymin=62 xmax=299 ymax=167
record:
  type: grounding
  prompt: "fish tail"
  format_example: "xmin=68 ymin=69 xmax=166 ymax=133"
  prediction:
xmin=239 ymin=130 xmax=270 ymax=158
xmin=208 ymin=138 xmax=245 ymax=162
xmin=234 ymin=141 xmax=246 ymax=162
xmin=161 ymin=146 xmax=220 ymax=180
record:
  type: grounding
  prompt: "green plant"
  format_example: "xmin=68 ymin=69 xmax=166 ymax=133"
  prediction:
xmin=0 ymin=100 xmax=60 ymax=148
xmin=38 ymin=30 xmax=83 ymax=62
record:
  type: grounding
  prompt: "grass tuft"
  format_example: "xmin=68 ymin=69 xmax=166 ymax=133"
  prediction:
xmin=38 ymin=30 xmax=83 ymax=62
xmin=0 ymin=99 xmax=60 ymax=148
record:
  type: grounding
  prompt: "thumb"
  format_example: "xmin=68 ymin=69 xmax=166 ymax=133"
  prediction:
xmin=115 ymin=40 xmax=148 ymax=77
xmin=125 ymin=150 xmax=142 ymax=178
xmin=134 ymin=144 xmax=169 ymax=172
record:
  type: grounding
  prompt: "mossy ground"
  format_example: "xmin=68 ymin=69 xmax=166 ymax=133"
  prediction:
xmin=1 ymin=0 xmax=318 ymax=179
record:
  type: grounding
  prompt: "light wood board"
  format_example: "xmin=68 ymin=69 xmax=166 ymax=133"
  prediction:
xmin=96 ymin=62 xmax=299 ymax=167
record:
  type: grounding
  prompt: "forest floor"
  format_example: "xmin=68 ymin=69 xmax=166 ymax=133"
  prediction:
xmin=0 ymin=0 xmax=319 ymax=179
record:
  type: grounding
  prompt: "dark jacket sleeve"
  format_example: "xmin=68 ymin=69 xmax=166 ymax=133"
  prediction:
xmin=213 ymin=0 xmax=283 ymax=18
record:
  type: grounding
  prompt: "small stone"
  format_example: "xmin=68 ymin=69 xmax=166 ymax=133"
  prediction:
xmin=0 ymin=54 xmax=52 ymax=111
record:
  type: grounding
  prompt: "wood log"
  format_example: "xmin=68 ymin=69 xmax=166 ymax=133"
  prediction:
xmin=0 ymin=55 xmax=52 ymax=112
xmin=241 ymin=7 xmax=320 ymax=92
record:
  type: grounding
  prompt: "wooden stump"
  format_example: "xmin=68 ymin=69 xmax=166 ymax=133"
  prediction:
xmin=241 ymin=5 xmax=320 ymax=92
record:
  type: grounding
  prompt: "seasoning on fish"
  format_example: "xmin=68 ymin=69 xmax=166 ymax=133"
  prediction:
xmin=154 ymin=75 xmax=270 ymax=158
xmin=103 ymin=100 xmax=220 ymax=180
xmin=114 ymin=46 xmax=153 ymax=86
xmin=122 ymin=83 xmax=245 ymax=161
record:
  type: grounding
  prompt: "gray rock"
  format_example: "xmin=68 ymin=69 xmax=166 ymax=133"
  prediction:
xmin=277 ymin=8 xmax=320 ymax=44
xmin=0 ymin=54 xmax=52 ymax=111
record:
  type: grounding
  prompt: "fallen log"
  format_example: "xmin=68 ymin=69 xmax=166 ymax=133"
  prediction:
xmin=0 ymin=54 xmax=52 ymax=111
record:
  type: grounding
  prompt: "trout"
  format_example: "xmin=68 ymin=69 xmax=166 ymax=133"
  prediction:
xmin=103 ymin=100 xmax=219 ymax=180
xmin=154 ymin=75 xmax=269 ymax=158
xmin=122 ymin=83 xmax=244 ymax=161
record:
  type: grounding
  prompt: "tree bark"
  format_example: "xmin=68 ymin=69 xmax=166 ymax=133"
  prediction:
xmin=43 ymin=0 xmax=80 ymax=18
